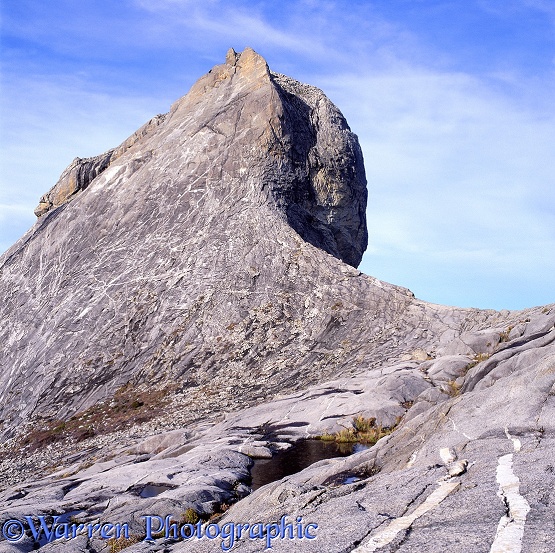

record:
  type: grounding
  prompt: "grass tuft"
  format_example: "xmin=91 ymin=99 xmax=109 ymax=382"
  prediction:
xmin=318 ymin=416 xmax=398 ymax=445
xmin=107 ymin=535 xmax=142 ymax=552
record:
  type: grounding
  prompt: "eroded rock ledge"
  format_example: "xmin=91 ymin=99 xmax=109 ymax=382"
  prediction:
xmin=34 ymin=113 xmax=167 ymax=217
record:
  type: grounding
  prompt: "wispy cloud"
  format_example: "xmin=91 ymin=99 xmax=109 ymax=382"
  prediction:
xmin=478 ymin=0 xmax=555 ymax=25
xmin=132 ymin=0 xmax=324 ymax=55
xmin=130 ymin=0 xmax=414 ymax=67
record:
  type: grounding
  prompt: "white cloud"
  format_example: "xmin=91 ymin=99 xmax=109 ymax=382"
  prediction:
xmin=129 ymin=0 xmax=410 ymax=65
xmin=129 ymin=0 xmax=330 ymax=60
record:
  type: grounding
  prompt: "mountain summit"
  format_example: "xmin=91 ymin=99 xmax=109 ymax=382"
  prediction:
xmin=1 ymin=47 xmax=372 ymax=436
xmin=34 ymin=47 xmax=368 ymax=267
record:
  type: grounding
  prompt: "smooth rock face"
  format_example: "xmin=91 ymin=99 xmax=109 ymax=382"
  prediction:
xmin=0 ymin=48 xmax=554 ymax=553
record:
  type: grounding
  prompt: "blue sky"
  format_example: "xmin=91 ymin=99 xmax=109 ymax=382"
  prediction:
xmin=1 ymin=0 xmax=554 ymax=310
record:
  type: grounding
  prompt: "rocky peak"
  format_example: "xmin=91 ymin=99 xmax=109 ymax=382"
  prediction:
xmin=33 ymin=48 xmax=367 ymax=267
xmin=168 ymin=47 xmax=369 ymax=267
xmin=1 ymin=48 xmax=372 ymax=438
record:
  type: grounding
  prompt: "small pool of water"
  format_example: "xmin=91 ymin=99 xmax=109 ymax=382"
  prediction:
xmin=250 ymin=439 xmax=368 ymax=491
xmin=140 ymin=483 xmax=176 ymax=498
xmin=343 ymin=476 xmax=361 ymax=485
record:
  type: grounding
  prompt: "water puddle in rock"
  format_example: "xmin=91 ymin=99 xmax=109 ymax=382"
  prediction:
xmin=342 ymin=476 xmax=361 ymax=484
xmin=139 ymin=483 xmax=176 ymax=498
xmin=250 ymin=439 xmax=368 ymax=491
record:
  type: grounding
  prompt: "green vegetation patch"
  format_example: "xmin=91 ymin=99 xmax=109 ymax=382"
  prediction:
xmin=318 ymin=415 xmax=398 ymax=445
